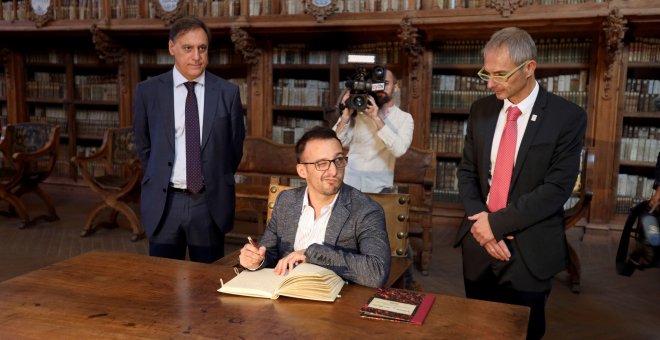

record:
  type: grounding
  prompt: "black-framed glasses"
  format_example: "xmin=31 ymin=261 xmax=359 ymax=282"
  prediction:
xmin=299 ymin=157 xmax=348 ymax=171
xmin=477 ymin=60 xmax=530 ymax=83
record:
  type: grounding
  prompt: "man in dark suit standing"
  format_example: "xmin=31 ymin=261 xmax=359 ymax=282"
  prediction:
xmin=455 ymin=27 xmax=587 ymax=339
xmin=133 ymin=16 xmax=245 ymax=263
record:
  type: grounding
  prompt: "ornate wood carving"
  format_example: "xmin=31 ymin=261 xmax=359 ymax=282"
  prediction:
xmin=151 ymin=0 xmax=186 ymax=25
xmin=486 ymin=0 xmax=528 ymax=18
xmin=230 ymin=27 xmax=262 ymax=96
xmin=90 ymin=24 xmax=126 ymax=64
xmin=30 ymin=0 xmax=54 ymax=27
xmin=601 ymin=7 xmax=627 ymax=100
xmin=303 ymin=0 xmax=339 ymax=23
xmin=398 ymin=16 xmax=425 ymax=99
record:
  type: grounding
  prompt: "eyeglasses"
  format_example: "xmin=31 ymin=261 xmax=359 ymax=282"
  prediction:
xmin=477 ymin=60 xmax=530 ymax=83
xmin=299 ymin=156 xmax=348 ymax=171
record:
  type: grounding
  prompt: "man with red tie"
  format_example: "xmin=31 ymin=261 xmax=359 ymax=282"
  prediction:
xmin=455 ymin=27 xmax=587 ymax=339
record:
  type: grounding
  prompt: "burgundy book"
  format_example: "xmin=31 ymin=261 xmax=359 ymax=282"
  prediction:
xmin=359 ymin=287 xmax=436 ymax=325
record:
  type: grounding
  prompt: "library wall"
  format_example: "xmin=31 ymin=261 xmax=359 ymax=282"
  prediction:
xmin=0 ymin=0 xmax=658 ymax=225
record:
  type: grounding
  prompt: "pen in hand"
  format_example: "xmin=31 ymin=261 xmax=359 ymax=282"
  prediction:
xmin=247 ymin=236 xmax=258 ymax=248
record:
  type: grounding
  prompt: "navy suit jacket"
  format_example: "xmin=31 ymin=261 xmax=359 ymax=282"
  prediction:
xmin=258 ymin=184 xmax=391 ymax=288
xmin=455 ymin=86 xmax=587 ymax=282
xmin=133 ymin=70 xmax=245 ymax=237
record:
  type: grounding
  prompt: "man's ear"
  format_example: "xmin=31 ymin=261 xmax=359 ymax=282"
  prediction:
xmin=168 ymin=40 xmax=175 ymax=56
xmin=296 ymin=164 xmax=307 ymax=179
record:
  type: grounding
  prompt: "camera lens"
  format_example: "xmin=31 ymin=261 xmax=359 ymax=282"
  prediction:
xmin=372 ymin=66 xmax=385 ymax=81
xmin=352 ymin=95 xmax=365 ymax=108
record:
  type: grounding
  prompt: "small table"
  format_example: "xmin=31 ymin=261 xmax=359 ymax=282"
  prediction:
xmin=0 ymin=251 xmax=529 ymax=338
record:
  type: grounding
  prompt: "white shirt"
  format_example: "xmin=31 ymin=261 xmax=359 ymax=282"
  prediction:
xmin=488 ymin=81 xmax=540 ymax=191
xmin=334 ymin=105 xmax=414 ymax=193
xmin=293 ymin=187 xmax=339 ymax=251
xmin=170 ymin=68 xmax=205 ymax=189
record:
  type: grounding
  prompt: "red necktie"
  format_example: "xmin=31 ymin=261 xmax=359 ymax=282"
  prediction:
xmin=184 ymin=81 xmax=203 ymax=193
xmin=488 ymin=106 xmax=522 ymax=212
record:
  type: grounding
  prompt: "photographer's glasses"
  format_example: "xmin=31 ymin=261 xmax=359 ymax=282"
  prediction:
xmin=299 ymin=157 xmax=348 ymax=171
xmin=477 ymin=60 xmax=530 ymax=83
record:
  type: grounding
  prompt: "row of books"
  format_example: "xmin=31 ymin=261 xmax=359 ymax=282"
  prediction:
xmin=228 ymin=78 xmax=248 ymax=106
xmin=272 ymin=123 xmax=323 ymax=145
xmin=272 ymin=46 xmax=329 ymax=65
xmin=433 ymin=189 xmax=461 ymax=203
xmin=620 ymin=138 xmax=659 ymax=164
xmin=29 ymin=116 xmax=69 ymax=132
xmin=431 ymin=90 xmax=490 ymax=110
xmin=336 ymin=0 xmax=420 ymax=12
xmin=614 ymin=196 xmax=649 ymax=215
xmin=435 ymin=161 xmax=459 ymax=192
xmin=619 ymin=125 xmax=660 ymax=163
xmin=74 ymin=75 xmax=119 ymax=102
xmin=617 ymin=174 xmax=655 ymax=202
xmin=26 ymin=82 xmax=66 ymax=100
xmin=272 ymin=79 xmax=330 ymax=107
xmin=538 ymin=72 xmax=588 ymax=93
xmin=628 ymin=37 xmax=660 ymax=63
xmin=432 ymin=75 xmax=487 ymax=92
xmin=431 ymin=118 xmax=467 ymax=154
xmin=433 ymin=38 xmax=591 ymax=65
xmin=76 ymin=109 xmax=119 ymax=124
xmin=139 ymin=48 xmax=242 ymax=66
xmin=273 ymin=117 xmax=323 ymax=129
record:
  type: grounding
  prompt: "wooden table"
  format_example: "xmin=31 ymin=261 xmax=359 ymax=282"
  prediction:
xmin=0 ymin=251 xmax=529 ymax=339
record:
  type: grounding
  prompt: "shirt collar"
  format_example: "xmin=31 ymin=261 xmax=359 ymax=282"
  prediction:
xmin=302 ymin=187 xmax=340 ymax=213
xmin=503 ymin=81 xmax=539 ymax=117
xmin=173 ymin=67 xmax=205 ymax=88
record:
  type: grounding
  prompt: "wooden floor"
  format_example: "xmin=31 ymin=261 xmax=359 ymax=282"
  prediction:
xmin=1 ymin=184 xmax=659 ymax=339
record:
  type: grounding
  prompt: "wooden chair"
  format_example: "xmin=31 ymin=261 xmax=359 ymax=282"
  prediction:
xmin=218 ymin=176 xmax=413 ymax=288
xmin=563 ymin=147 xmax=595 ymax=293
xmin=393 ymin=146 xmax=436 ymax=275
xmin=230 ymin=137 xmax=298 ymax=243
xmin=71 ymin=127 xmax=145 ymax=242
xmin=0 ymin=122 xmax=60 ymax=229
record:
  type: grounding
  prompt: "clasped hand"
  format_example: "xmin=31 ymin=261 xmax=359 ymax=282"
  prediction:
xmin=468 ymin=211 xmax=512 ymax=262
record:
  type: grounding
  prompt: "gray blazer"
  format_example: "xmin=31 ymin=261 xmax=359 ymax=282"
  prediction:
xmin=259 ymin=183 xmax=391 ymax=288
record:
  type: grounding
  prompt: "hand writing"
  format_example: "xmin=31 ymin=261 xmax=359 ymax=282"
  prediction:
xmin=238 ymin=241 xmax=266 ymax=270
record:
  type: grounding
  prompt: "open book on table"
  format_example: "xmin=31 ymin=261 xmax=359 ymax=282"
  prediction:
xmin=360 ymin=287 xmax=436 ymax=325
xmin=218 ymin=263 xmax=345 ymax=302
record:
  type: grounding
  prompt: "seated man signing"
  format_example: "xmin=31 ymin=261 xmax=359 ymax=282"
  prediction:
xmin=239 ymin=126 xmax=391 ymax=288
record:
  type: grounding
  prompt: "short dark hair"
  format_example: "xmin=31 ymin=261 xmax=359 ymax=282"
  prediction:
xmin=295 ymin=126 xmax=341 ymax=163
xmin=169 ymin=16 xmax=211 ymax=44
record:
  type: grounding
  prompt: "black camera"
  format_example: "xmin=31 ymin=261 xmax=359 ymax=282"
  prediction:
xmin=344 ymin=65 xmax=386 ymax=111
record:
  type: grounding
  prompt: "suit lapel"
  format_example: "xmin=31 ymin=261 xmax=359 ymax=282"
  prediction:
xmin=161 ymin=71 xmax=175 ymax=150
xmin=510 ymin=86 xmax=547 ymax=189
xmin=481 ymin=97 xmax=502 ymax=192
xmin=324 ymin=185 xmax=350 ymax=246
xmin=201 ymin=71 xmax=217 ymax=150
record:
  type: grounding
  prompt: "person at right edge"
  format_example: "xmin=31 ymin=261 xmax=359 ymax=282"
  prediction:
xmin=455 ymin=27 xmax=587 ymax=339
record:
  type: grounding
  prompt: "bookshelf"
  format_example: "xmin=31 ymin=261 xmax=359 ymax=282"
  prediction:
xmin=615 ymin=37 xmax=660 ymax=215
xmin=0 ymin=0 xmax=659 ymax=224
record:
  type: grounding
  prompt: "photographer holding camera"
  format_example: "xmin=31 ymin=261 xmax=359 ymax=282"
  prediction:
xmin=650 ymin=151 xmax=660 ymax=211
xmin=333 ymin=68 xmax=414 ymax=194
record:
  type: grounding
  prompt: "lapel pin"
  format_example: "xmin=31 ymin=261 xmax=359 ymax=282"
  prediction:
xmin=531 ymin=114 xmax=538 ymax=122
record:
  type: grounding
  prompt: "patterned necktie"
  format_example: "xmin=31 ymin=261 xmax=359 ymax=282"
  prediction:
xmin=488 ymin=105 xmax=522 ymax=212
xmin=184 ymin=81 xmax=203 ymax=193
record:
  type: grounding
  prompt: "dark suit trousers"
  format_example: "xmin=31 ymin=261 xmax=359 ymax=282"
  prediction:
xmin=149 ymin=188 xmax=224 ymax=263
xmin=465 ymin=273 xmax=550 ymax=340
xmin=462 ymin=234 xmax=551 ymax=340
